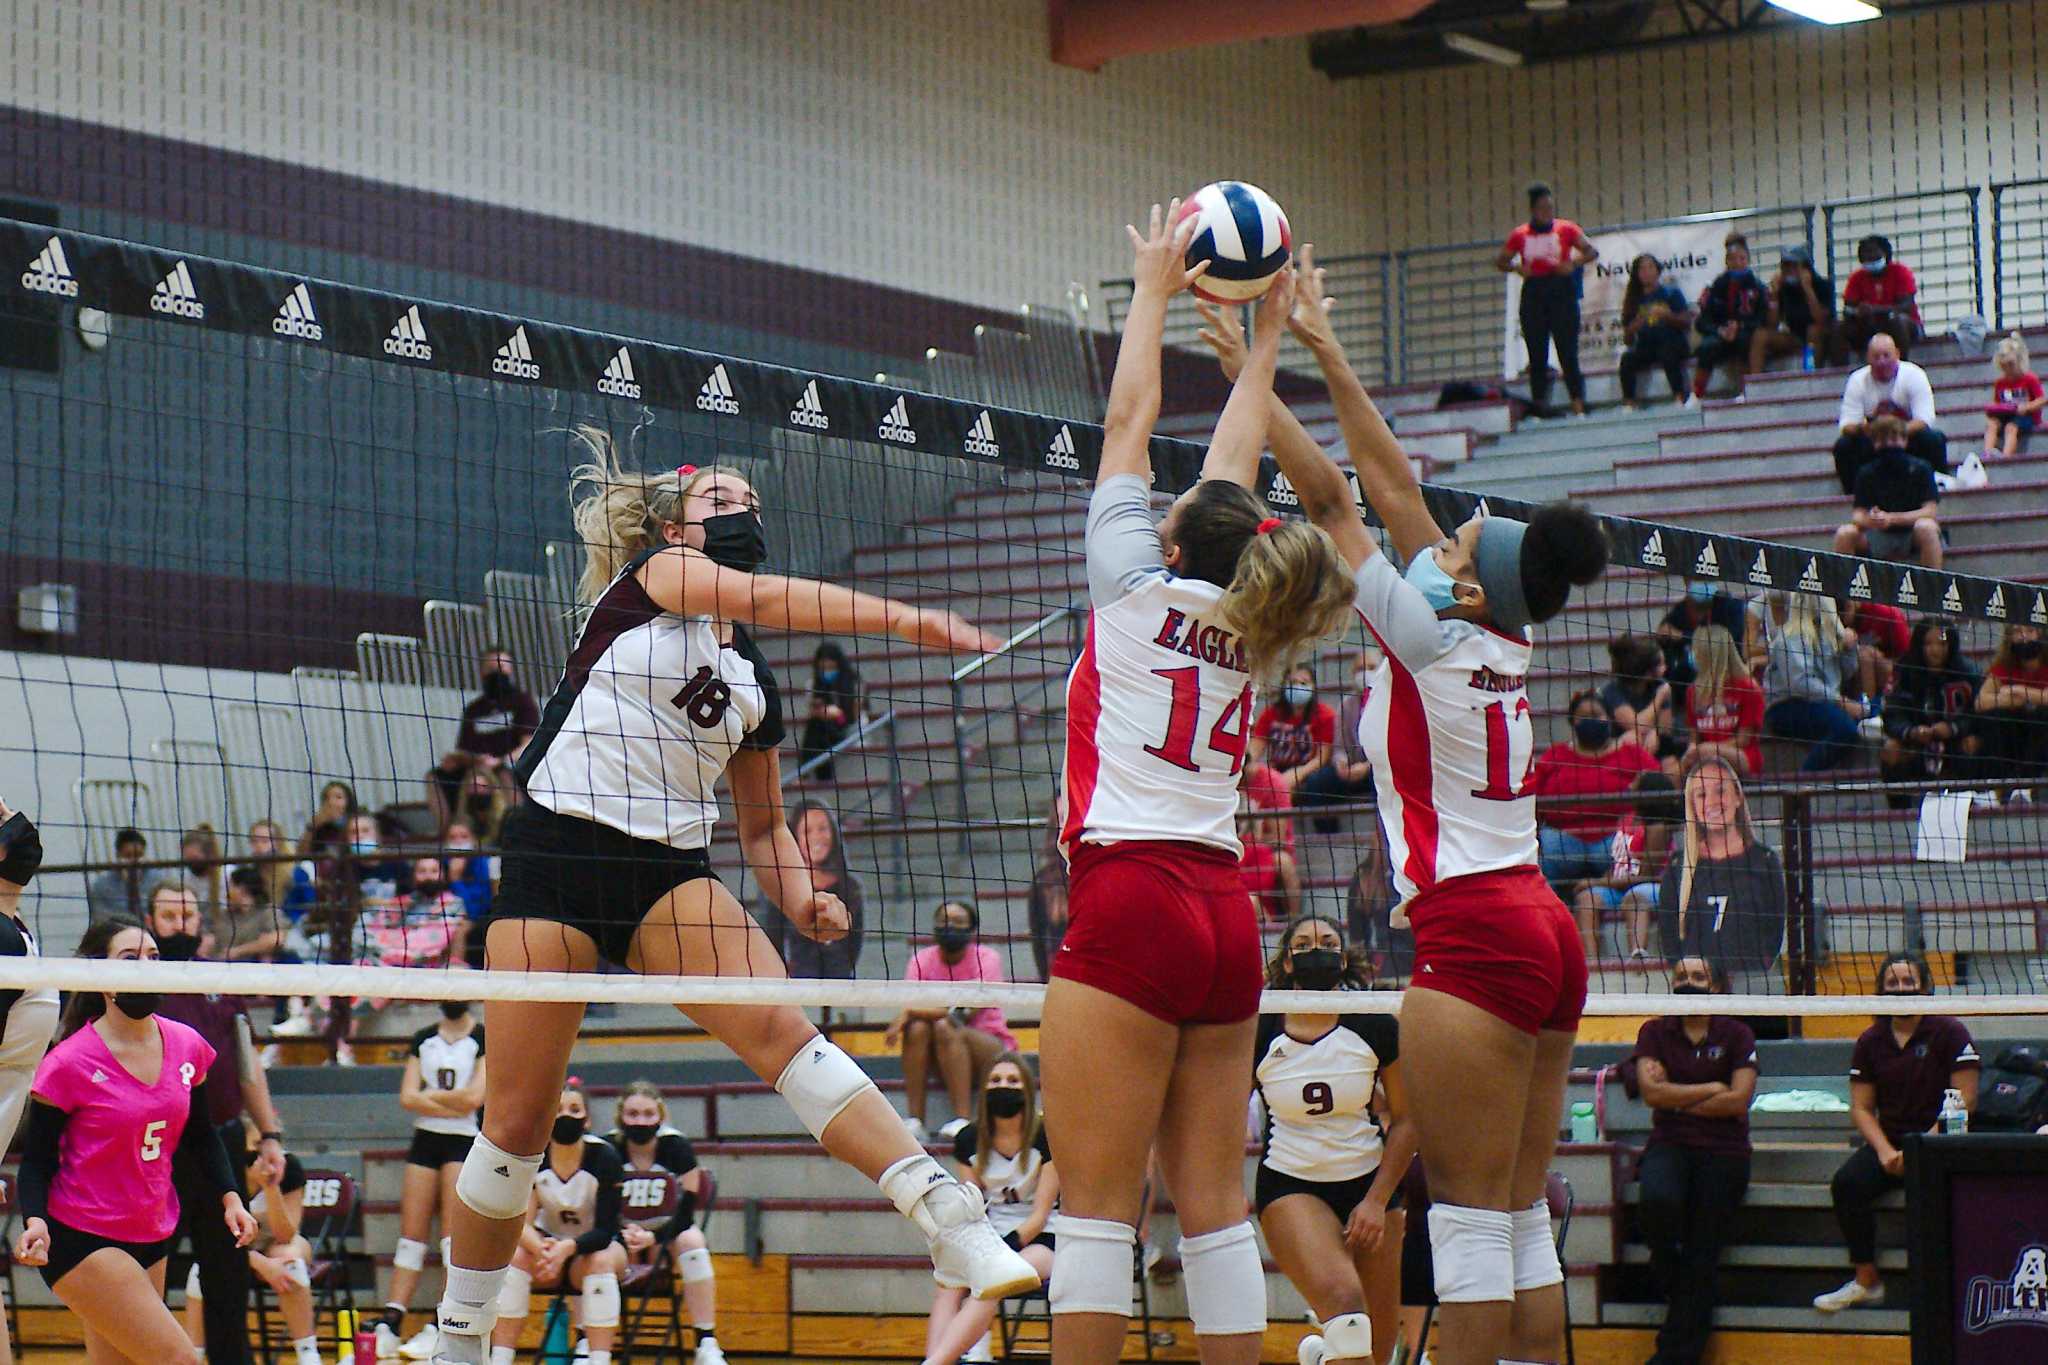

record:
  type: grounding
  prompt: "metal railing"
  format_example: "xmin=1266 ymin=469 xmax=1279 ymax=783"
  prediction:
xmin=949 ymin=604 xmax=1082 ymax=849
xmin=1822 ymin=186 xmax=1983 ymax=337
xmin=1991 ymin=177 xmax=2048 ymax=332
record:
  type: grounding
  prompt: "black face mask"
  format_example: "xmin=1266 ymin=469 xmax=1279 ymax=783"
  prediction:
xmin=1670 ymin=982 xmax=1712 ymax=996
xmin=1879 ymin=988 xmax=1922 ymax=999
xmin=1574 ymin=717 xmax=1613 ymax=748
xmin=155 ymin=932 xmax=202 ymax=963
xmin=699 ymin=512 xmax=767 ymax=573
xmin=415 ymin=880 xmax=447 ymax=899
xmin=934 ymin=926 xmax=972 ymax=954
xmin=112 ymin=991 xmax=161 ymax=1019
xmin=620 ymin=1121 xmax=660 ymax=1146
xmin=552 ymin=1115 xmax=587 ymax=1146
xmin=482 ymin=671 xmax=517 ymax=700
xmin=984 ymin=1087 xmax=1028 ymax=1119
xmin=1289 ymin=947 xmax=1346 ymax=991
xmin=2013 ymin=640 xmax=2044 ymax=662
xmin=440 ymin=1000 xmax=470 ymax=1021
xmin=0 ymin=811 xmax=43 ymax=886
xmin=184 ymin=858 xmax=211 ymax=877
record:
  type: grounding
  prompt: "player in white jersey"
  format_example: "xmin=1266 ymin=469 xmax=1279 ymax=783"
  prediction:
xmin=432 ymin=432 xmax=1038 ymax=1365
xmin=609 ymin=1081 xmax=725 ymax=1365
xmin=1201 ymin=248 xmax=1607 ymax=1365
xmin=380 ymin=1001 xmax=488 ymax=1358
xmin=0 ymin=799 xmax=59 ymax=1365
xmin=1040 ymin=206 xmax=1355 ymax=1365
xmin=1253 ymin=915 xmax=1414 ymax=1365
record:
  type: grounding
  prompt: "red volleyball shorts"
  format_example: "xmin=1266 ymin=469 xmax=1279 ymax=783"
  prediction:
xmin=1405 ymin=866 xmax=1587 ymax=1036
xmin=1052 ymin=839 xmax=1264 ymax=1025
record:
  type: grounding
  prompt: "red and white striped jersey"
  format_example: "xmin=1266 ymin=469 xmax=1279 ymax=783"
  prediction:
xmin=1352 ymin=551 xmax=1540 ymax=901
xmin=1063 ymin=476 xmax=1254 ymax=856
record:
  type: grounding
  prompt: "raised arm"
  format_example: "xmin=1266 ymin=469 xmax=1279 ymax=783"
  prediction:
xmin=1098 ymin=200 xmax=1208 ymax=486
xmin=1199 ymin=266 xmax=1295 ymax=487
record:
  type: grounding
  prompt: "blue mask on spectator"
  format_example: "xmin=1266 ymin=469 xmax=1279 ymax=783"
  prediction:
xmin=1404 ymin=548 xmax=1470 ymax=614
xmin=351 ymin=839 xmax=378 ymax=855
xmin=818 ymin=667 xmax=839 ymax=682
xmin=1862 ymin=258 xmax=1888 ymax=274
xmin=1281 ymin=684 xmax=1313 ymax=708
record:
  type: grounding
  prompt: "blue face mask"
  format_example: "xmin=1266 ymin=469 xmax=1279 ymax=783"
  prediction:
xmin=350 ymin=839 xmax=378 ymax=856
xmin=1404 ymin=547 xmax=1470 ymax=614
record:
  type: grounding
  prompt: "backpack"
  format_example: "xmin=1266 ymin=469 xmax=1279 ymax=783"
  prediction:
xmin=1972 ymin=1045 xmax=2048 ymax=1133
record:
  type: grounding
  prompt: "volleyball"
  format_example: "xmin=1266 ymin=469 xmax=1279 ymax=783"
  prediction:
xmin=1174 ymin=180 xmax=1292 ymax=303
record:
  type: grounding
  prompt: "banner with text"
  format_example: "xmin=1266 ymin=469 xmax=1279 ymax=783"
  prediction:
xmin=1503 ymin=220 xmax=1742 ymax=380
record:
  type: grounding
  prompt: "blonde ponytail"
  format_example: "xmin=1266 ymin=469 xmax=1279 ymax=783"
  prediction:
xmin=565 ymin=426 xmax=746 ymax=604
xmin=1219 ymin=520 xmax=1356 ymax=685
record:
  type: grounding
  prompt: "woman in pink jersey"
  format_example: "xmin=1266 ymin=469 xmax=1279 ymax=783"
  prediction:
xmin=1040 ymin=206 xmax=1356 ymax=1365
xmin=1201 ymin=249 xmax=1606 ymax=1365
xmin=13 ymin=917 xmax=255 ymax=1365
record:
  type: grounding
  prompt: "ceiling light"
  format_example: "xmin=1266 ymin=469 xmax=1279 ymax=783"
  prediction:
xmin=1763 ymin=0 xmax=1880 ymax=24
xmin=1443 ymin=32 xmax=1525 ymax=65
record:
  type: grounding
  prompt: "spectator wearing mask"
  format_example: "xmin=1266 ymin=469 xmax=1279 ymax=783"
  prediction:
xmin=1602 ymin=634 xmax=1682 ymax=775
xmin=1239 ymin=765 xmax=1303 ymax=924
xmin=1656 ymin=583 xmax=1748 ymax=698
xmin=440 ymin=819 xmax=495 ymax=967
xmin=356 ymin=855 xmax=460 ymax=974
xmin=1295 ymin=646 xmax=1380 ymax=832
xmin=1763 ymin=593 xmax=1866 ymax=772
xmin=428 ymin=647 xmax=537 ymax=833
xmin=1250 ymin=664 xmax=1337 ymax=793
xmin=798 ymin=641 xmax=864 ymax=781
xmin=1497 ymin=181 xmax=1597 ymax=417
xmin=1684 ymin=625 xmax=1765 ymax=778
xmin=1833 ymin=416 xmax=1943 ymax=569
xmin=85 ymin=826 xmax=149 ymax=922
xmin=1617 ymin=254 xmax=1695 ymax=407
xmin=1879 ymin=619 xmax=1982 ymax=804
xmin=1630 ymin=956 xmax=1758 ymax=1365
xmin=1656 ymin=757 xmax=1786 ymax=986
xmin=1569 ymin=771 xmax=1679 ymax=963
xmin=1833 ymin=333 xmax=1947 ymax=493
xmin=298 ymin=780 xmax=357 ymax=856
xmin=753 ymin=801 xmax=864 ymax=979
xmin=1975 ymin=623 xmax=2048 ymax=802
xmin=1690 ymin=234 xmax=1770 ymax=401
xmin=886 ymin=900 xmax=1018 ymax=1142
xmin=1532 ymin=691 xmax=1660 ymax=889
xmin=1983 ymin=331 xmax=2046 ymax=461
xmin=610 ymin=1082 xmax=723 ymax=1365
xmin=1751 ymin=245 xmax=1839 ymax=373
xmin=1839 ymin=235 xmax=1922 ymax=359
xmin=1814 ymin=953 xmax=1979 ymax=1314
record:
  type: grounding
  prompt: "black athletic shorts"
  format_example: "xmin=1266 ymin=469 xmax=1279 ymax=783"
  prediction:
xmin=1001 ymin=1229 xmax=1054 ymax=1253
xmin=488 ymin=802 xmax=719 ymax=966
xmin=1254 ymin=1162 xmax=1400 ymax=1221
xmin=407 ymin=1128 xmax=476 ymax=1170
xmin=40 ymin=1214 xmax=176 ymax=1289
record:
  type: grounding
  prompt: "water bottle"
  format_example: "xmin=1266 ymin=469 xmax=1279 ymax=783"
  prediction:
xmin=1802 ymin=344 xmax=1815 ymax=371
xmin=1570 ymin=1100 xmax=1598 ymax=1143
xmin=1941 ymin=1087 xmax=1968 ymax=1135
xmin=336 ymin=1309 xmax=357 ymax=1363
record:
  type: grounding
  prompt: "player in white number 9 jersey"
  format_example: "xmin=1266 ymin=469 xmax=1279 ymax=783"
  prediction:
xmin=1200 ymin=246 xmax=1607 ymax=1365
xmin=1040 ymin=204 xmax=1356 ymax=1365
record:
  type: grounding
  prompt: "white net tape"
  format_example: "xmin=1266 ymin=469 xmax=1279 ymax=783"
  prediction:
xmin=3 ymin=957 xmax=2041 ymax=1018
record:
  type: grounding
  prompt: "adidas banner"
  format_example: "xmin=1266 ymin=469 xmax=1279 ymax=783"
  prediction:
xmin=1 ymin=215 xmax=2034 ymax=628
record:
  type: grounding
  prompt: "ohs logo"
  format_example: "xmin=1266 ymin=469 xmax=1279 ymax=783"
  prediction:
xmin=1964 ymin=1245 xmax=2048 ymax=1334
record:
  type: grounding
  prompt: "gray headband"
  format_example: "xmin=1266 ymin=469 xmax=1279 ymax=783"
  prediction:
xmin=1475 ymin=516 xmax=1533 ymax=635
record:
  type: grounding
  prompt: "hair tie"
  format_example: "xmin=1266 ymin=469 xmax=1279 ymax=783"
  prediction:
xmin=676 ymin=464 xmax=697 ymax=479
xmin=1256 ymin=517 xmax=1283 ymax=535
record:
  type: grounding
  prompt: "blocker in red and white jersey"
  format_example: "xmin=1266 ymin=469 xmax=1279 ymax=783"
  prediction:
xmin=1062 ymin=474 xmax=1255 ymax=857
xmin=1351 ymin=551 xmax=1541 ymax=901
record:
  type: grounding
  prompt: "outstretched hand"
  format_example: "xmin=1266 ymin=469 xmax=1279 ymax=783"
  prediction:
xmin=1284 ymin=244 xmax=1340 ymax=353
xmin=1250 ymin=263 xmax=1298 ymax=340
xmin=892 ymin=604 xmax=1002 ymax=656
xmin=1127 ymin=200 xmax=1209 ymax=298
xmin=1194 ymin=299 xmax=1249 ymax=382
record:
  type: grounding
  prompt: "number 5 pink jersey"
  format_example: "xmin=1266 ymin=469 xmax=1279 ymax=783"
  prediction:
xmin=1063 ymin=475 xmax=1255 ymax=857
xmin=1351 ymin=550 xmax=1540 ymax=902
xmin=30 ymin=1016 xmax=216 ymax=1243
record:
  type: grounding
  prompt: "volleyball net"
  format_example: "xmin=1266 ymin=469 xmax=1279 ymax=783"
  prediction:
xmin=2 ymin=216 xmax=2045 ymax=1021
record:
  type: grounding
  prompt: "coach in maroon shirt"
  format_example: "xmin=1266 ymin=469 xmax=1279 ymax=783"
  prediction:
xmin=1630 ymin=955 xmax=1759 ymax=1365
xmin=1814 ymin=951 xmax=1980 ymax=1314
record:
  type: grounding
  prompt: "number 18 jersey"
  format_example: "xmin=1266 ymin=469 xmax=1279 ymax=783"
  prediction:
xmin=1063 ymin=476 xmax=1253 ymax=857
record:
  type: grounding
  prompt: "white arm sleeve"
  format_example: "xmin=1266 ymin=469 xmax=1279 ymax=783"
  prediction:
xmin=1086 ymin=474 xmax=1167 ymax=607
xmin=1907 ymin=366 xmax=1937 ymax=423
xmin=1838 ymin=372 xmax=1865 ymax=429
xmin=1351 ymin=552 xmax=1452 ymax=670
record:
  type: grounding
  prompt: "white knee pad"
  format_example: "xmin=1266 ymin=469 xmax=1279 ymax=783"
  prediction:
xmin=1047 ymin=1215 xmax=1135 ymax=1318
xmin=456 ymin=1134 xmax=544 ymax=1222
xmin=580 ymin=1272 xmax=621 ymax=1329
xmin=774 ymin=1037 xmax=877 ymax=1141
xmin=496 ymin=1266 xmax=533 ymax=1320
xmin=394 ymin=1237 xmax=430 ymax=1272
xmin=676 ymin=1245 xmax=715 ymax=1284
xmin=1318 ymin=1311 xmax=1372 ymax=1359
xmin=1428 ymin=1203 xmax=1516 ymax=1304
xmin=1512 ymin=1199 xmax=1564 ymax=1292
xmin=1178 ymin=1222 xmax=1267 ymax=1337
xmin=280 ymin=1257 xmax=312 ymax=1290
xmin=186 ymin=1262 xmax=204 ymax=1299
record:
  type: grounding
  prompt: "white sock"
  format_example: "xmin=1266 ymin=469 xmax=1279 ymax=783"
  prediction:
xmin=490 ymin=1348 xmax=517 ymax=1365
xmin=588 ymin=1352 xmax=612 ymax=1365
xmin=293 ymin=1338 xmax=321 ymax=1365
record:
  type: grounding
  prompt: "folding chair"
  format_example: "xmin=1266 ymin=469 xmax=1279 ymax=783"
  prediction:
xmin=251 ymin=1169 xmax=362 ymax=1364
xmin=1415 ymin=1171 xmax=1575 ymax=1365
xmin=998 ymin=1237 xmax=1152 ymax=1361
xmin=0 ymin=1173 xmax=18 ymax=1350
xmin=615 ymin=1171 xmax=685 ymax=1363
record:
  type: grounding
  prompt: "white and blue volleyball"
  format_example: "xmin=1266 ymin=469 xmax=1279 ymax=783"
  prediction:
xmin=1175 ymin=181 xmax=1292 ymax=303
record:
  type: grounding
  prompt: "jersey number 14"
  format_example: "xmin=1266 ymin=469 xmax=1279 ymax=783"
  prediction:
xmin=1144 ymin=668 xmax=1253 ymax=776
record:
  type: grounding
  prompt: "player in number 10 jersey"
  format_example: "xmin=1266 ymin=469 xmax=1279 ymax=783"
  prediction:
xmin=1041 ymin=206 xmax=1356 ymax=1365
xmin=1214 ymin=249 xmax=1608 ymax=1365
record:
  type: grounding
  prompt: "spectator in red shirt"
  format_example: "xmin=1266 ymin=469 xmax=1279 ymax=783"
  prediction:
xmin=1984 ymin=331 xmax=2046 ymax=461
xmin=1533 ymin=690 xmax=1661 ymax=889
xmin=1840 ymin=235 xmax=1922 ymax=359
xmin=1975 ymin=622 xmax=2048 ymax=802
xmin=1237 ymin=765 xmax=1300 ymax=923
xmin=1496 ymin=182 xmax=1597 ymax=417
xmin=1684 ymin=625 xmax=1764 ymax=777
xmin=1840 ymin=594 xmax=1911 ymax=700
xmin=1250 ymin=665 xmax=1337 ymax=793
xmin=1295 ymin=646 xmax=1380 ymax=832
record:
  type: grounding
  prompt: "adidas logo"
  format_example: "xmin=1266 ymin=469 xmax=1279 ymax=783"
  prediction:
xmin=383 ymin=304 xmax=433 ymax=361
xmin=1640 ymin=529 xmax=1667 ymax=569
xmin=964 ymin=409 xmax=1001 ymax=459
xmin=1693 ymin=542 xmax=1720 ymax=578
xmin=1747 ymin=548 xmax=1772 ymax=587
xmin=1985 ymin=585 xmax=2007 ymax=620
xmin=1898 ymin=571 xmax=1919 ymax=606
xmin=1941 ymin=580 xmax=1963 ymax=614
xmin=878 ymin=395 xmax=918 ymax=445
xmin=2032 ymin=592 xmax=2047 ymax=626
xmin=1848 ymin=563 xmax=1872 ymax=600
xmin=492 ymin=1164 xmax=510 ymax=1178
xmin=272 ymin=283 xmax=324 ymax=341
xmin=1045 ymin=424 xmax=1080 ymax=472
xmin=697 ymin=364 xmax=740 ymax=415
xmin=492 ymin=325 xmax=540 ymax=380
xmin=789 ymin=379 xmax=830 ymax=431
xmin=149 ymin=260 xmax=204 ymax=319
xmin=1796 ymin=557 xmax=1825 ymax=593
xmin=89 ymin=1068 xmax=107 ymax=1085
xmin=811 ymin=1049 xmax=824 ymax=1062
xmin=598 ymin=346 xmax=641 ymax=398
xmin=1266 ymin=469 xmax=1300 ymax=509
xmin=20 ymin=235 xmax=78 ymax=297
